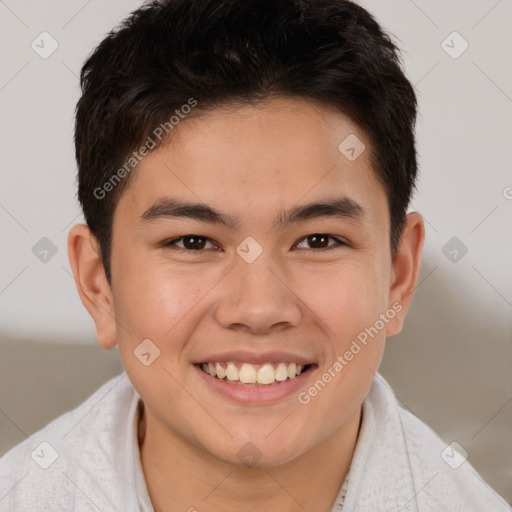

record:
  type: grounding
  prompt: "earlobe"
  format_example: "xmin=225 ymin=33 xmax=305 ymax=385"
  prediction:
xmin=67 ymin=224 xmax=118 ymax=349
xmin=386 ymin=212 xmax=425 ymax=336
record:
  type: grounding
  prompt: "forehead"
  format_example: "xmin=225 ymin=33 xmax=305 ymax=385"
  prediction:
xmin=116 ymin=97 xmax=386 ymax=227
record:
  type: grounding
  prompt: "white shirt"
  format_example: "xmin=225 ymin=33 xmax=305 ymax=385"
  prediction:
xmin=0 ymin=371 xmax=509 ymax=511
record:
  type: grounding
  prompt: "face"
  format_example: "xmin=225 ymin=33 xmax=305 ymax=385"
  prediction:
xmin=107 ymin=97 xmax=399 ymax=466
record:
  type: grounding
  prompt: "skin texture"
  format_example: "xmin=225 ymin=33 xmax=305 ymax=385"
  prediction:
xmin=68 ymin=97 xmax=424 ymax=511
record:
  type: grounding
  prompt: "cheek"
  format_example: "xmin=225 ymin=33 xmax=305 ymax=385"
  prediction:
xmin=111 ymin=262 xmax=206 ymax=401
xmin=299 ymin=266 xmax=387 ymax=431
xmin=114 ymin=262 xmax=206 ymax=341
xmin=300 ymin=260 xmax=388 ymax=344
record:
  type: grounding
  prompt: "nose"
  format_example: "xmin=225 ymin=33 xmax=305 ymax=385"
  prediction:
xmin=214 ymin=252 xmax=303 ymax=335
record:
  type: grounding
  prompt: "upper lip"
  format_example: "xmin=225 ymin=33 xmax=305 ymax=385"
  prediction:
xmin=195 ymin=350 xmax=315 ymax=366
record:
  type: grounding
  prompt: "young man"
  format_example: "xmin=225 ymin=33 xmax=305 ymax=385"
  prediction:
xmin=0 ymin=0 xmax=510 ymax=510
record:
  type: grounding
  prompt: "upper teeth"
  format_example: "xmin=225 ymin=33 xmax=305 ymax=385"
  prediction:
xmin=201 ymin=362 xmax=305 ymax=385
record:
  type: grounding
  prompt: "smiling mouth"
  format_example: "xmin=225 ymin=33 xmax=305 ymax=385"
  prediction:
xmin=198 ymin=362 xmax=315 ymax=385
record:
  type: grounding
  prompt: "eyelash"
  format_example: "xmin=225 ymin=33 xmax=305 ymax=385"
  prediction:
xmin=162 ymin=234 xmax=346 ymax=253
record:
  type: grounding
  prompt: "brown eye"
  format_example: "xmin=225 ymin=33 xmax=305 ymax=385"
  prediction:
xmin=295 ymin=234 xmax=344 ymax=251
xmin=165 ymin=235 xmax=216 ymax=251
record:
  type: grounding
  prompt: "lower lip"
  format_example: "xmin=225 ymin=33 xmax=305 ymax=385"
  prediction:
xmin=194 ymin=364 xmax=317 ymax=405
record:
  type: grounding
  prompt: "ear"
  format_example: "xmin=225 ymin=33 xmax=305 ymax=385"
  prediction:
xmin=386 ymin=212 xmax=425 ymax=336
xmin=67 ymin=224 xmax=117 ymax=349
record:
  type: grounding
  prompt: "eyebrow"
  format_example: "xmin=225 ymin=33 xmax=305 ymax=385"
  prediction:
xmin=140 ymin=196 xmax=365 ymax=230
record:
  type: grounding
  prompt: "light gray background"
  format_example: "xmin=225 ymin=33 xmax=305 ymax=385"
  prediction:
xmin=0 ymin=0 xmax=511 ymax=505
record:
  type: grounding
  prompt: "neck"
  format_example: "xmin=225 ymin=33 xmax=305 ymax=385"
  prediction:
xmin=138 ymin=403 xmax=361 ymax=512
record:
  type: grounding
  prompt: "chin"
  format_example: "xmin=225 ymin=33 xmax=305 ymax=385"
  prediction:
xmin=202 ymin=436 xmax=309 ymax=469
